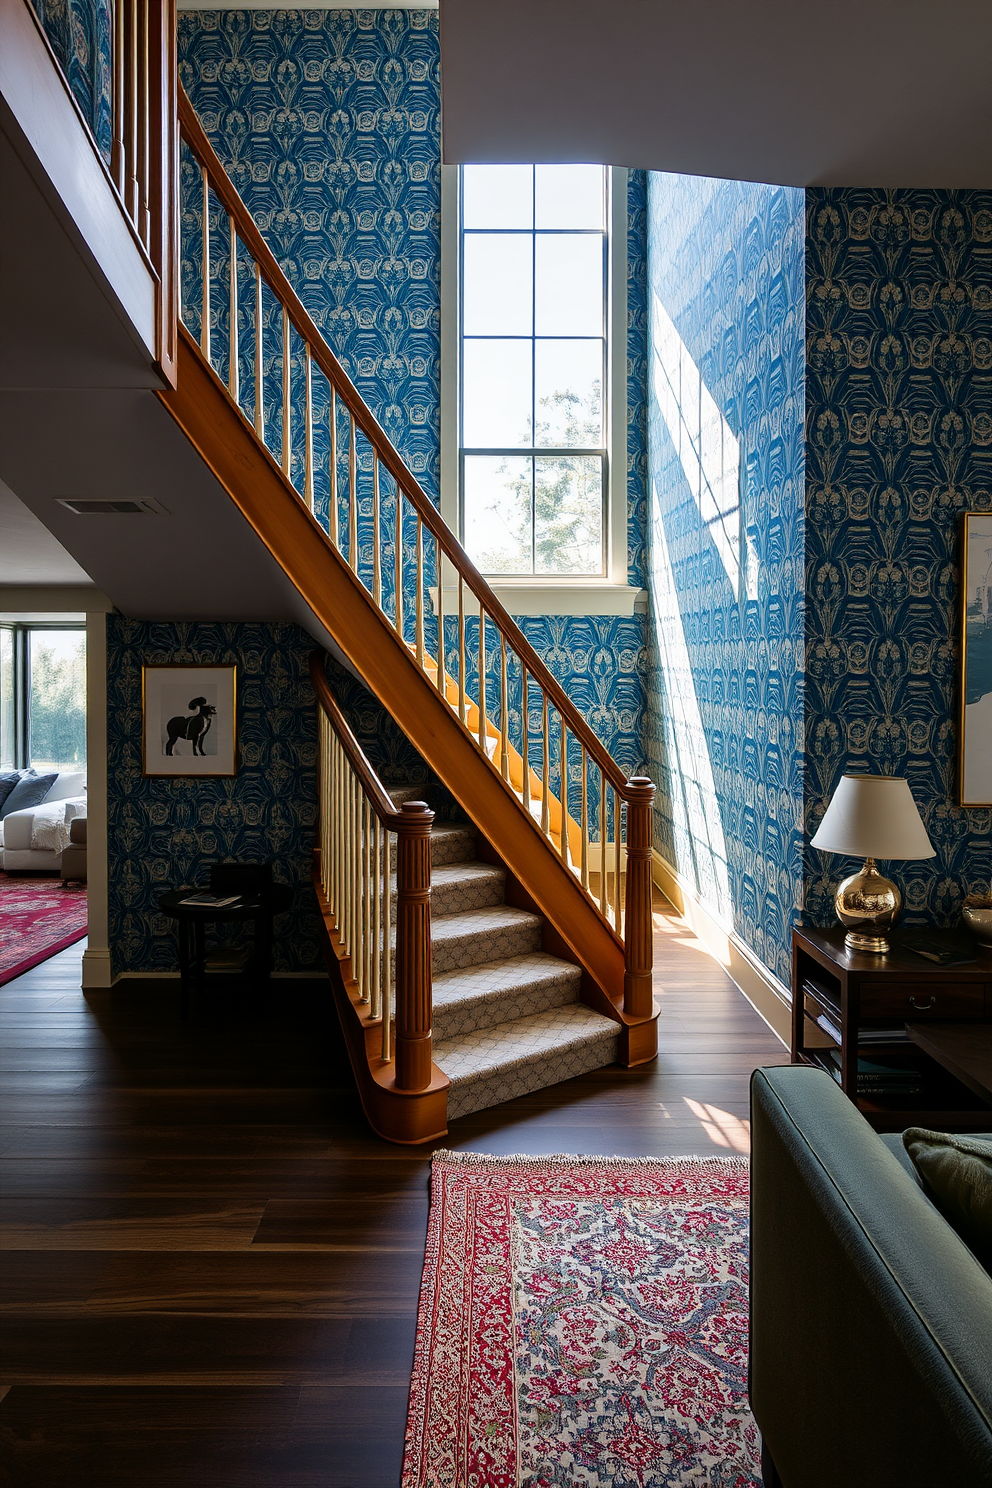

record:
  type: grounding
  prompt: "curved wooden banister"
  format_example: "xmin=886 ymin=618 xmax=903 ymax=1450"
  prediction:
xmin=309 ymin=651 xmax=409 ymax=828
xmin=179 ymin=84 xmax=630 ymax=798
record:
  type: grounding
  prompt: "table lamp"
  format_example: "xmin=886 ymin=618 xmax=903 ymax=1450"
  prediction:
xmin=809 ymin=774 xmax=935 ymax=953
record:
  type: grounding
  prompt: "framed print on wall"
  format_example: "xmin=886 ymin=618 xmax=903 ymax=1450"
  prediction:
xmin=142 ymin=664 xmax=237 ymax=777
xmin=960 ymin=512 xmax=992 ymax=806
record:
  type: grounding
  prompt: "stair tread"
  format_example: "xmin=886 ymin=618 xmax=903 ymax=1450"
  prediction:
xmin=430 ymin=904 xmax=541 ymax=941
xmin=419 ymin=862 xmax=504 ymax=890
xmin=433 ymin=1003 xmax=617 ymax=1084
xmin=432 ymin=951 xmax=580 ymax=1007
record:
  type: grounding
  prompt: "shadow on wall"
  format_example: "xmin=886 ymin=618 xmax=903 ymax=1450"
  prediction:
xmin=644 ymin=171 xmax=806 ymax=989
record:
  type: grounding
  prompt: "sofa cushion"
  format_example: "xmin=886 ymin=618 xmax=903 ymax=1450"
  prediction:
xmin=0 ymin=769 xmax=22 ymax=813
xmin=903 ymin=1127 xmax=992 ymax=1268
xmin=43 ymin=771 xmax=86 ymax=804
xmin=1 ymin=771 xmax=58 ymax=819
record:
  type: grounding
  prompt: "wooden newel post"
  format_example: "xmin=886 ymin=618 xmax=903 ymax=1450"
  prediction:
xmin=622 ymin=776 xmax=655 ymax=1019
xmin=394 ymin=800 xmax=434 ymax=1092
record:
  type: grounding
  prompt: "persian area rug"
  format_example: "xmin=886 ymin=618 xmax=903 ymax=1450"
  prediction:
xmin=402 ymin=1151 xmax=757 ymax=1488
xmin=0 ymin=874 xmax=87 ymax=985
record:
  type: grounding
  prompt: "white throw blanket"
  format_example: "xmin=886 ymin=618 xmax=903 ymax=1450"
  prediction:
xmin=30 ymin=801 xmax=76 ymax=854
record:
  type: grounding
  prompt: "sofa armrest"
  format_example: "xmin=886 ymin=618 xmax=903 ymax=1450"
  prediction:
xmin=750 ymin=1065 xmax=992 ymax=1487
xmin=1 ymin=804 xmax=40 ymax=851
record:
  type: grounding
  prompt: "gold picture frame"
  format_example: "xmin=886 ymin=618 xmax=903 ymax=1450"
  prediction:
xmin=142 ymin=664 xmax=238 ymax=777
xmin=960 ymin=511 xmax=992 ymax=806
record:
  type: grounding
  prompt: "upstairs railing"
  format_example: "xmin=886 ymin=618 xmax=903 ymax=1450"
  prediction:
xmin=177 ymin=86 xmax=655 ymax=1019
xmin=311 ymin=656 xmax=435 ymax=1091
xmin=23 ymin=0 xmax=178 ymax=380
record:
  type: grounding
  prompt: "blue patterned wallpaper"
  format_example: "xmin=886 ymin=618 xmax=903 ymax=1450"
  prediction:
xmin=178 ymin=8 xmax=442 ymax=501
xmin=31 ymin=0 xmax=112 ymax=163
xmin=107 ymin=617 xmax=322 ymax=974
xmin=645 ymin=173 xmax=806 ymax=986
xmin=177 ymin=12 xmax=650 ymax=796
xmin=805 ymin=189 xmax=992 ymax=927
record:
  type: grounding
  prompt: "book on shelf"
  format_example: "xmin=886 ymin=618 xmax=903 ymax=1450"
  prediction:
xmin=814 ymin=1010 xmax=842 ymax=1045
xmin=822 ymin=1048 xmax=923 ymax=1095
xmin=802 ymin=977 xmax=841 ymax=1021
xmin=858 ymin=1026 xmax=912 ymax=1046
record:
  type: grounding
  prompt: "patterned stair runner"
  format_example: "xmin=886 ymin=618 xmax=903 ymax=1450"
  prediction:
xmin=388 ymin=786 xmax=619 ymax=1120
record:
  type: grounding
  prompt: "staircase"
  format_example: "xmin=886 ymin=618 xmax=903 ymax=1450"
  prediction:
xmin=11 ymin=14 xmax=659 ymax=1141
xmin=387 ymin=785 xmax=619 ymax=1121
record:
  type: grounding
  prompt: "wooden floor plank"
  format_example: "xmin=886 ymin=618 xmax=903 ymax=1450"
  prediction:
xmin=0 ymin=896 xmax=787 ymax=1483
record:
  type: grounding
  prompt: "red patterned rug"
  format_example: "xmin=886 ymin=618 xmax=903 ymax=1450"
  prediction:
xmin=0 ymin=874 xmax=87 ymax=985
xmin=403 ymin=1151 xmax=757 ymax=1488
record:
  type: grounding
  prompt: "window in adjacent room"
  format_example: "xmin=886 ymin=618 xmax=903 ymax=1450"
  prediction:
xmin=0 ymin=625 xmax=86 ymax=772
xmin=458 ymin=164 xmax=612 ymax=577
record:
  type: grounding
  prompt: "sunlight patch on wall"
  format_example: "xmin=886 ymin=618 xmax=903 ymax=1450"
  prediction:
xmin=650 ymin=290 xmax=741 ymax=597
xmin=648 ymin=505 xmax=732 ymax=921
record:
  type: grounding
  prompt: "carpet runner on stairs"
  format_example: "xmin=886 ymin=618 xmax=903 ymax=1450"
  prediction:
xmin=388 ymin=785 xmax=619 ymax=1120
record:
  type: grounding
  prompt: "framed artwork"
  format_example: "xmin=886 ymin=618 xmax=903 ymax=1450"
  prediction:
xmin=142 ymin=664 xmax=237 ymax=777
xmin=960 ymin=512 xmax=992 ymax=806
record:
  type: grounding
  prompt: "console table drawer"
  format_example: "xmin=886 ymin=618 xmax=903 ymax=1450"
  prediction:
xmin=860 ymin=983 xmax=987 ymax=1019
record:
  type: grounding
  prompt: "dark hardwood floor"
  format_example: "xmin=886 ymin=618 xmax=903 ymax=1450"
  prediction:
xmin=0 ymin=894 xmax=787 ymax=1486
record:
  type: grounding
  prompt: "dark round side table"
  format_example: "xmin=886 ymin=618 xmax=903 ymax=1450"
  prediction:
xmin=159 ymin=886 xmax=294 ymax=1017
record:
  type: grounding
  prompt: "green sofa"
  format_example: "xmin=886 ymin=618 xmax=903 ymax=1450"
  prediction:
xmin=749 ymin=1065 xmax=992 ymax=1487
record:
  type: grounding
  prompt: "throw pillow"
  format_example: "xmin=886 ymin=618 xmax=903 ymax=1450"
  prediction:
xmin=0 ymin=771 xmax=58 ymax=820
xmin=0 ymin=769 xmax=21 ymax=814
xmin=903 ymin=1127 xmax=992 ymax=1268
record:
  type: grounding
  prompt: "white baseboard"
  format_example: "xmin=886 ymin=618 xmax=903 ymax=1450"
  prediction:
xmin=651 ymin=850 xmax=790 ymax=1047
xmin=81 ymin=948 xmax=113 ymax=989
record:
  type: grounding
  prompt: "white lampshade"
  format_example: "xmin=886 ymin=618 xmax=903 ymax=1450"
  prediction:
xmin=810 ymin=774 xmax=935 ymax=860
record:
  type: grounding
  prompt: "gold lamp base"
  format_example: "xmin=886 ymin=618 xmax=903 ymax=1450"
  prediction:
xmin=835 ymin=857 xmax=901 ymax=955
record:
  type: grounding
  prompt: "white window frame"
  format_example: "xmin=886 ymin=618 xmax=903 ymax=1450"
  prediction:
xmin=440 ymin=164 xmax=641 ymax=616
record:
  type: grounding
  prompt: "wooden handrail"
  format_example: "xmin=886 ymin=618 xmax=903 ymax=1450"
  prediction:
xmin=309 ymin=651 xmax=409 ymax=828
xmin=179 ymin=85 xmax=631 ymax=798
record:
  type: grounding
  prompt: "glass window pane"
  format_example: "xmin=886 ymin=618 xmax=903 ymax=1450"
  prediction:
xmin=462 ymin=339 xmax=532 ymax=448
xmin=535 ymin=339 xmax=604 ymax=448
xmin=0 ymin=628 xmax=14 ymax=768
xmin=463 ymin=455 xmax=533 ymax=573
xmin=29 ymin=629 xmax=86 ymax=772
xmin=462 ymin=165 xmax=533 ymax=229
xmin=534 ymin=234 xmax=603 ymax=336
xmin=534 ymin=456 xmax=603 ymax=574
xmin=535 ymin=164 xmax=605 ymax=229
xmin=463 ymin=233 xmax=533 ymax=336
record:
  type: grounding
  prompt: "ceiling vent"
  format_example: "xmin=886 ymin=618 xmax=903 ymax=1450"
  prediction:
xmin=56 ymin=498 xmax=167 ymax=515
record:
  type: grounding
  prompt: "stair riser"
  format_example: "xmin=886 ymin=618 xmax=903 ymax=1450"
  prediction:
xmin=446 ymin=1028 xmax=619 ymax=1120
xmin=432 ymin=972 xmax=580 ymax=1042
xmin=388 ymin=830 xmax=477 ymax=869
xmin=390 ymin=871 xmax=505 ymax=918
xmin=388 ymin=919 xmax=542 ymax=979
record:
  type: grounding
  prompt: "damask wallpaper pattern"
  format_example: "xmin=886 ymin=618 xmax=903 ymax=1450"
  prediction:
xmin=107 ymin=618 xmax=322 ymax=974
xmin=31 ymin=0 xmax=112 ymax=162
xmin=805 ymin=189 xmax=992 ymax=927
xmin=177 ymin=11 xmax=649 ymax=781
xmin=178 ymin=7 xmax=442 ymax=501
xmin=645 ymin=173 xmax=806 ymax=986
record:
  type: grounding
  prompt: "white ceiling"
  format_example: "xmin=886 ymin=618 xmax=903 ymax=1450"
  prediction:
xmin=439 ymin=0 xmax=992 ymax=187
xmin=0 ymin=477 xmax=95 ymax=585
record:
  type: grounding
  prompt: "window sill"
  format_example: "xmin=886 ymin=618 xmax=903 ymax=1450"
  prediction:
xmin=433 ymin=582 xmax=647 ymax=618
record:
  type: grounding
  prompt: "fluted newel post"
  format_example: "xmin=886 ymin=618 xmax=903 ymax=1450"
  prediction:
xmin=622 ymin=776 xmax=656 ymax=1018
xmin=394 ymin=799 xmax=435 ymax=1091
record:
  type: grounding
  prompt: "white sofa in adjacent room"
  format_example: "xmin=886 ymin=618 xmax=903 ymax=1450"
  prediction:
xmin=0 ymin=772 xmax=87 ymax=871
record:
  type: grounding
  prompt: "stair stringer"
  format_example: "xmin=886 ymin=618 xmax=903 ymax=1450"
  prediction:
xmin=160 ymin=330 xmax=656 ymax=1060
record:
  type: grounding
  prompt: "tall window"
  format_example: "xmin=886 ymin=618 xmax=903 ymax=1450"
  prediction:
xmin=0 ymin=626 xmax=86 ymax=772
xmin=459 ymin=164 xmax=610 ymax=577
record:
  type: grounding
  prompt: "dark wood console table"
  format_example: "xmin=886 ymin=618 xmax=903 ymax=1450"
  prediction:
xmin=792 ymin=926 xmax=992 ymax=1132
